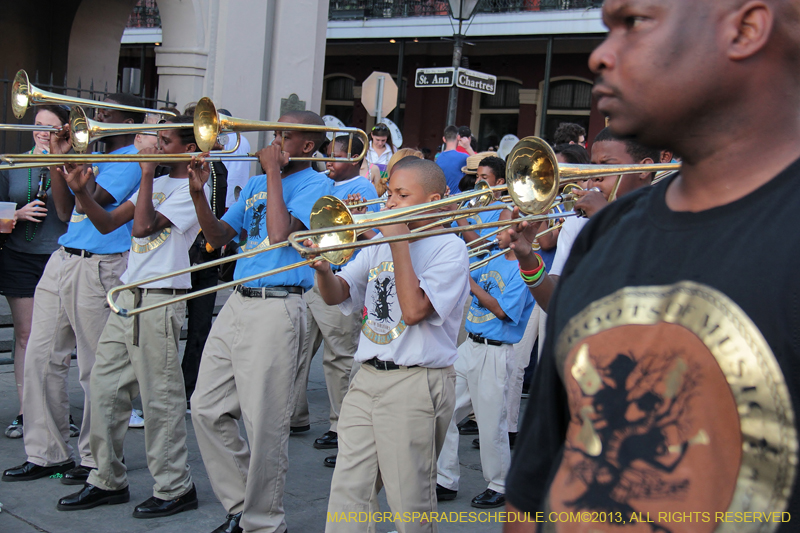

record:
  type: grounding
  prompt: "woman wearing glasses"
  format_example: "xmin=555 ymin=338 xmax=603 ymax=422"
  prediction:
xmin=0 ymin=105 xmax=70 ymax=439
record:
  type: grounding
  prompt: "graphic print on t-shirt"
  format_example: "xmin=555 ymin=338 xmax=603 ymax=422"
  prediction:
xmin=467 ymin=270 xmax=503 ymax=323
xmin=545 ymin=282 xmax=796 ymax=533
xmin=131 ymin=191 xmax=171 ymax=254
xmin=244 ymin=191 xmax=270 ymax=251
xmin=362 ymin=261 xmax=407 ymax=345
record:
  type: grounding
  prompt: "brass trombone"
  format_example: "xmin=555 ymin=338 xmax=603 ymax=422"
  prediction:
xmin=11 ymin=70 xmax=175 ymax=120
xmin=69 ymin=106 xmax=188 ymax=153
xmin=192 ymin=97 xmax=369 ymax=158
xmin=106 ymin=184 xmax=504 ymax=316
xmin=105 ymin=136 xmax=679 ymax=316
xmin=0 ymin=124 xmax=63 ymax=133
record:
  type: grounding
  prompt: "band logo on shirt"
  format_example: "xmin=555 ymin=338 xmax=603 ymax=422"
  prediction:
xmin=468 ymin=270 xmax=505 ymax=324
xmin=244 ymin=192 xmax=269 ymax=251
xmin=131 ymin=192 xmax=170 ymax=253
xmin=363 ymin=261 xmax=407 ymax=344
xmin=70 ymin=211 xmax=87 ymax=223
xmin=547 ymin=282 xmax=796 ymax=532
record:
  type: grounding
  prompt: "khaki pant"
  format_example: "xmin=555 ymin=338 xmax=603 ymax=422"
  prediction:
xmin=437 ymin=339 xmax=514 ymax=494
xmin=192 ymin=291 xmax=305 ymax=533
xmin=23 ymin=248 xmax=126 ymax=468
xmin=507 ymin=303 xmax=542 ymax=433
xmin=292 ymin=284 xmax=361 ymax=431
xmin=326 ymin=364 xmax=456 ymax=533
xmin=87 ymin=290 xmax=192 ymax=500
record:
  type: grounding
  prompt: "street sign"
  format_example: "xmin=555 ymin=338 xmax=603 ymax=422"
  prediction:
xmin=361 ymin=71 xmax=398 ymax=121
xmin=455 ymin=67 xmax=497 ymax=95
xmin=415 ymin=67 xmax=455 ymax=88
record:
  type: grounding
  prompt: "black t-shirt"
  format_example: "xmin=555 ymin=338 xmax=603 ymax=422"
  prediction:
xmin=507 ymin=159 xmax=800 ymax=530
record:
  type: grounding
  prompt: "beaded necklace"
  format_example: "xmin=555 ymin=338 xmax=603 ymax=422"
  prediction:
xmin=25 ymin=148 xmax=50 ymax=242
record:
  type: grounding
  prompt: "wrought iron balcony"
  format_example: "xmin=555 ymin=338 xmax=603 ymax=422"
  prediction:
xmin=329 ymin=0 xmax=602 ymax=20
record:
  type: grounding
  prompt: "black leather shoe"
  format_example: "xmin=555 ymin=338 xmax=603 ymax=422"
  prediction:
xmin=290 ymin=425 xmax=310 ymax=434
xmin=472 ymin=438 xmax=480 ymax=449
xmin=133 ymin=484 xmax=198 ymax=518
xmin=61 ymin=465 xmax=93 ymax=485
xmin=3 ymin=460 xmax=75 ymax=482
xmin=436 ymin=484 xmax=457 ymax=501
xmin=57 ymin=483 xmax=130 ymax=511
xmin=323 ymin=455 xmax=337 ymax=468
xmin=314 ymin=431 xmax=338 ymax=449
xmin=211 ymin=511 xmax=243 ymax=533
xmin=458 ymin=419 xmax=478 ymax=435
xmin=471 ymin=488 xmax=505 ymax=509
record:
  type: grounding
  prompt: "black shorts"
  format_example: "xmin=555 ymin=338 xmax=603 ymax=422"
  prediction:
xmin=0 ymin=247 xmax=51 ymax=298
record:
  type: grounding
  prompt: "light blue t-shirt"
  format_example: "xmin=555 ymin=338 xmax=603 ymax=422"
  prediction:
xmin=221 ymin=167 xmax=334 ymax=289
xmin=467 ymin=200 xmax=507 ymax=240
xmin=436 ymin=150 xmax=468 ymax=195
xmin=466 ymin=253 xmax=535 ymax=344
xmin=332 ymin=176 xmax=380 ymax=212
xmin=58 ymin=144 xmax=141 ymax=254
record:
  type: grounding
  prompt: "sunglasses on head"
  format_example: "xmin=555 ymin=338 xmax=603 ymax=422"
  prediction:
xmin=372 ymin=125 xmax=389 ymax=133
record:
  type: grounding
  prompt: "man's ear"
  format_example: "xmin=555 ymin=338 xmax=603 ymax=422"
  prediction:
xmin=428 ymin=192 xmax=442 ymax=203
xmin=304 ymin=139 xmax=316 ymax=156
xmin=639 ymin=157 xmax=655 ymax=181
xmin=726 ymin=1 xmax=773 ymax=61
xmin=185 ymin=142 xmax=198 ymax=153
xmin=124 ymin=117 xmax=135 ymax=125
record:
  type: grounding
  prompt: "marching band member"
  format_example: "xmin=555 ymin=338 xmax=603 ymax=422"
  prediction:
xmin=189 ymin=111 xmax=333 ymax=533
xmin=3 ymin=95 xmax=144 ymax=486
xmin=437 ymin=207 xmax=534 ymax=509
xmin=56 ymin=115 xmax=204 ymax=517
xmin=291 ymin=134 xmax=379 ymax=454
xmin=310 ymin=157 xmax=470 ymax=533
xmin=506 ymin=0 xmax=800 ymax=530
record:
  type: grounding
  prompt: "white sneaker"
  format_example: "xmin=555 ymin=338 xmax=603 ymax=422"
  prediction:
xmin=128 ymin=410 xmax=144 ymax=428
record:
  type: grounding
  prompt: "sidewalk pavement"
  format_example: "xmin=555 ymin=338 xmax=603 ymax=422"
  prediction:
xmin=0 ymin=339 xmax=518 ymax=532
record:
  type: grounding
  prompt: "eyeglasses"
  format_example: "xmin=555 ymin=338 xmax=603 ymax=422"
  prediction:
xmin=372 ymin=125 xmax=389 ymax=133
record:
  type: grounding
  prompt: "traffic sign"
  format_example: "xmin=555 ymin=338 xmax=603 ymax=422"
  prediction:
xmin=361 ymin=71 xmax=398 ymax=121
xmin=456 ymin=67 xmax=497 ymax=95
xmin=415 ymin=67 xmax=455 ymax=88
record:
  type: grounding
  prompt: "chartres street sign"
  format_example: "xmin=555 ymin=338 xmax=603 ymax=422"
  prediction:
xmin=415 ymin=67 xmax=455 ymax=88
xmin=455 ymin=67 xmax=497 ymax=95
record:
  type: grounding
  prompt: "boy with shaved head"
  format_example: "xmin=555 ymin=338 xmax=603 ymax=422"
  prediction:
xmin=505 ymin=1 xmax=800 ymax=531
xmin=188 ymin=111 xmax=333 ymax=533
xmin=309 ymin=158 xmax=470 ymax=532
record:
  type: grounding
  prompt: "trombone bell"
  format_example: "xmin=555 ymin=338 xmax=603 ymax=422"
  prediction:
xmin=309 ymin=196 xmax=358 ymax=266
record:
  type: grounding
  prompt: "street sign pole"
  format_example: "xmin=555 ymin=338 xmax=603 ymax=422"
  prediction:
xmin=375 ymin=75 xmax=385 ymax=124
xmin=446 ymin=32 xmax=463 ymax=128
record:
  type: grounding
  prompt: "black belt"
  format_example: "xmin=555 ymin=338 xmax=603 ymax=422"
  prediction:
xmin=468 ymin=332 xmax=506 ymax=347
xmin=236 ymin=285 xmax=304 ymax=299
xmin=64 ymin=247 xmax=115 ymax=258
xmin=130 ymin=288 xmax=188 ymax=347
xmin=363 ymin=357 xmax=418 ymax=371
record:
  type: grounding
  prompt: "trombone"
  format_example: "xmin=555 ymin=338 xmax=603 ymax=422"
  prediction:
xmin=105 ymin=136 xmax=679 ymax=316
xmin=1 ymin=98 xmax=370 ymax=168
xmin=0 ymin=124 xmax=63 ymax=133
xmin=69 ymin=106 xmax=188 ymax=153
xmin=106 ymin=184 xmax=505 ymax=316
xmin=11 ymin=69 xmax=175 ymax=119
xmin=191 ymin=97 xmax=369 ymax=158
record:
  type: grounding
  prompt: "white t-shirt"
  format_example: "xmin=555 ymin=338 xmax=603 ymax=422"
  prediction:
xmin=366 ymin=144 xmax=393 ymax=167
xmin=337 ymin=234 xmax=470 ymax=368
xmin=222 ymin=134 xmax=253 ymax=208
xmin=120 ymin=177 xmax=208 ymax=289
xmin=549 ymin=216 xmax=588 ymax=276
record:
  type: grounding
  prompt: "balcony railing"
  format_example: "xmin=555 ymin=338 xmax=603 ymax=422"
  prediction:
xmin=329 ymin=0 xmax=602 ymax=20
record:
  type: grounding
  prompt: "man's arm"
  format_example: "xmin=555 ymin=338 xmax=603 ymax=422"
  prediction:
xmin=66 ymin=167 xmax=135 ymax=234
xmin=468 ymin=277 xmax=507 ymax=320
xmin=260 ymin=143 xmax=305 ymax=243
xmin=456 ymin=216 xmax=481 ymax=244
xmin=379 ymin=222 xmax=434 ymax=326
xmin=48 ymin=165 xmax=76 ymax=222
xmin=313 ymin=264 xmax=352 ymax=305
xmin=506 ymin=208 xmax=559 ymax=312
xmin=188 ymin=156 xmax=237 ymax=248
xmin=131 ymin=157 xmax=172 ymax=238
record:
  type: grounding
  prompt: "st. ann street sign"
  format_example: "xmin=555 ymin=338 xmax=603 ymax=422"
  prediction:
xmin=415 ymin=67 xmax=455 ymax=88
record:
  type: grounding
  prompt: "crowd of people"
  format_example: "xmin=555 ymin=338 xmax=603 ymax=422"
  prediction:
xmin=2 ymin=0 xmax=800 ymax=532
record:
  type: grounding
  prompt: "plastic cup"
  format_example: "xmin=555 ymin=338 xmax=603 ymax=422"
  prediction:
xmin=0 ymin=202 xmax=16 ymax=233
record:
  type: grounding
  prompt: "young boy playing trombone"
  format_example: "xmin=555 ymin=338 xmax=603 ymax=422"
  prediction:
xmin=308 ymin=157 xmax=470 ymax=533
xmin=188 ymin=111 xmax=333 ymax=533
xmin=56 ymin=115 xmax=205 ymax=517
